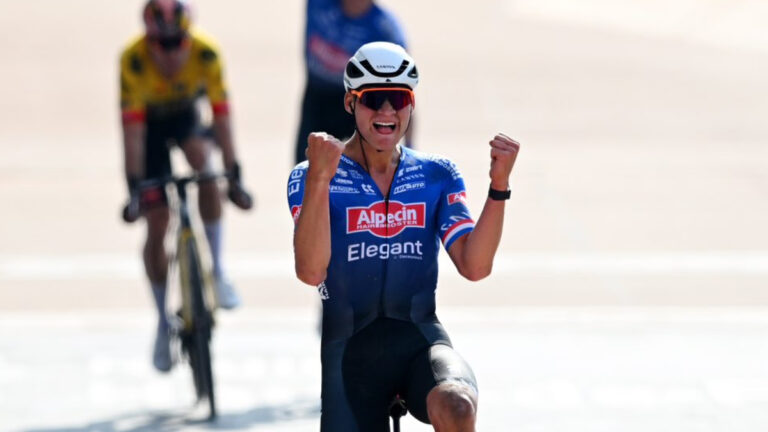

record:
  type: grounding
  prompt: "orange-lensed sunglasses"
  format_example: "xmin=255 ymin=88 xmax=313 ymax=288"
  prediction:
xmin=351 ymin=87 xmax=415 ymax=111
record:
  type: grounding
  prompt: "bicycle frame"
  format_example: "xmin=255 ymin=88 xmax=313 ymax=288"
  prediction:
xmin=141 ymin=173 xmax=221 ymax=419
xmin=174 ymin=177 xmax=215 ymax=332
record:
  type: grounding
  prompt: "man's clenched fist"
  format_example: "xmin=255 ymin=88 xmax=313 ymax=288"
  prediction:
xmin=489 ymin=133 xmax=520 ymax=191
xmin=306 ymin=132 xmax=345 ymax=183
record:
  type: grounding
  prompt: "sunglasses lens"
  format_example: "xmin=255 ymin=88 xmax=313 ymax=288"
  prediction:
xmin=157 ymin=36 xmax=183 ymax=50
xmin=359 ymin=90 xmax=413 ymax=111
xmin=387 ymin=91 xmax=412 ymax=110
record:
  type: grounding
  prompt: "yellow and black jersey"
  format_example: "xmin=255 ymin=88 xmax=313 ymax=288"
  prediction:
xmin=119 ymin=29 xmax=229 ymax=123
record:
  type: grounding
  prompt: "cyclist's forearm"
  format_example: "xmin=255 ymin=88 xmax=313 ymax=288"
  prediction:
xmin=122 ymin=122 xmax=145 ymax=179
xmin=459 ymin=198 xmax=505 ymax=280
xmin=213 ymin=114 xmax=237 ymax=169
xmin=293 ymin=178 xmax=332 ymax=285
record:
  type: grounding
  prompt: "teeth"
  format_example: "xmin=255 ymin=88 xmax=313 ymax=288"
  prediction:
xmin=374 ymin=122 xmax=395 ymax=127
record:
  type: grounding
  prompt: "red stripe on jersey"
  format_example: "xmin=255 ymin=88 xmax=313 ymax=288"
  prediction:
xmin=441 ymin=219 xmax=475 ymax=245
xmin=121 ymin=110 xmax=146 ymax=124
xmin=212 ymin=102 xmax=230 ymax=116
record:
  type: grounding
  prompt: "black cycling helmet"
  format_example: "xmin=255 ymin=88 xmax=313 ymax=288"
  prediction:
xmin=143 ymin=0 xmax=192 ymax=39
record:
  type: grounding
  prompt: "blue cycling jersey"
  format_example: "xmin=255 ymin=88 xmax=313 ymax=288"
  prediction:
xmin=305 ymin=0 xmax=407 ymax=87
xmin=287 ymin=146 xmax=475 ymax=341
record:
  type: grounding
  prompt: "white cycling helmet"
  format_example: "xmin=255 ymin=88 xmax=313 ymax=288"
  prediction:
xmin=343 ymin=42 xmax=419 ymax=91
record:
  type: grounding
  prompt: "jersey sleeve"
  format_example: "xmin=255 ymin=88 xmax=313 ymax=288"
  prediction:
xmin=435 ymin=159 xmax=475 ymax=251
xmin=119 ymin=49 xmax=146 ymax=123
xmin=287 ymin=164 xmax=309 ymax=225
xmin=196 ymin=37 xmax=229 ymax=116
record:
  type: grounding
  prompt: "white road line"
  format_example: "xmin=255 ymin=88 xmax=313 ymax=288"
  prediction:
xmin=1 ymin=252 xmax=767 ymax=280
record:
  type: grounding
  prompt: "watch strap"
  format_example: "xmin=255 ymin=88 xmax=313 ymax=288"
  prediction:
xmin=488 ymin=187 xmax=511 ymax=201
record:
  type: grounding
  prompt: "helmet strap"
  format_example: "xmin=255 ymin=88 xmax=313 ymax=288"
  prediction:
xmin=350 ymin=102 xmax=371 ymax=173
xmin=403 ymin=107 xmax=414 ymax=146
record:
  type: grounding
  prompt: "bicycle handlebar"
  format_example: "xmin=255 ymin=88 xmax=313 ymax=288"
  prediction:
xmin=135 ymin=172 xmax=230 ymax=192
xmin=122 ymin=168 xmax=253 ymax=223
xmin=121 ymin=172 xmax=231 ymax=223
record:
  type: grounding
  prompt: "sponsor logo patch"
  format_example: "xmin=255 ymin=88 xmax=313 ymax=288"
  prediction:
xmin=348 ymin=240 xmax=424 ymax=261
xmin=317 ymin=281 xmax=329 ymax=300
xmin=288 ymin=169 xmax=303 ymax=196
xmin=361 ymin=184 xmax=377 ymax=195
xmin=400 ymin=173 xmax=425 ymax=181
xmin=447 ymin=191 xmax=467 ymax=205
xmin=330 ymin=185 xmax=359 ymax=194
xmin=393 ymin=181 xmax=426 ymax=195
xmin=291 ymin=205 xmax=302 ymax=223
xmin=347 ymin=200 xmax=426 ymax=238
xmin=427 ymin=155 xmax=462 ymax=180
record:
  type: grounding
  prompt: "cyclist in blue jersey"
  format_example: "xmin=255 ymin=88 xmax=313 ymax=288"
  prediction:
xmin=294 ymin=0 xmax=412 ymax=166
xmin=287 ymin=42 xmax=520 ymax=431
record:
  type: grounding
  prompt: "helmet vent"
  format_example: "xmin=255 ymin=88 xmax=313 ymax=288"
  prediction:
xmin=360 ymin=60 xmax=410 ymax=78
xmin=343 ymin=42 xmax=419 ymax=92
xmin=345 ymin=63 xmax=364 ymax=79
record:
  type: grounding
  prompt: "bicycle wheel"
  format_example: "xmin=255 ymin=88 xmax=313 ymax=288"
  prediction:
xmin=182 ymin=237 xmax=217 ymax=419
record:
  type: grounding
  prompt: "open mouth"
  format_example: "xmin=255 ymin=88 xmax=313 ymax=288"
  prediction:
xmin=373 ymin=122 xmax=396 ymax=133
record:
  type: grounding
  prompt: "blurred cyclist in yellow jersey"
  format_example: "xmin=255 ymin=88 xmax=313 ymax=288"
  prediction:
xmin=118 ymin=0 xmax=253 ymax=372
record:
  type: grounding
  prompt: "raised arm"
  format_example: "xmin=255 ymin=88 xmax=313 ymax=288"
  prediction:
xmin=292 ymin=132 xmax=345 ymax=286
xmin=448 ymin=133 xmax=520 ymax=281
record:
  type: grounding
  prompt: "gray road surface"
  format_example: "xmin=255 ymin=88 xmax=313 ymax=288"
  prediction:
xmin=3 ymin=307 xmax=768 ymax=431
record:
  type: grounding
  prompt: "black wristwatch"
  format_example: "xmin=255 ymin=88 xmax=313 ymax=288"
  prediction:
xmin=488 ymin=186 xmax=511 ymax=201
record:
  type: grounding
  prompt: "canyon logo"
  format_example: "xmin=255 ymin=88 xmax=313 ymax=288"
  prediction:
xmin=347 ymin=200 xmax=426 ymax=238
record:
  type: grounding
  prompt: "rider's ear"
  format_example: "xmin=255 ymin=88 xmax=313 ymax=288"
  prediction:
xmin=344 ymin=93 xmax=355 ymax=114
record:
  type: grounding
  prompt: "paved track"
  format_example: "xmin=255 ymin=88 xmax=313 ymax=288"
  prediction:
xmin=3 ymin=308 xmax=768 ymax=431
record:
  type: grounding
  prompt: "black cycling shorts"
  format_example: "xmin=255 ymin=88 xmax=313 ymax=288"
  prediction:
xmin=320 ymin=317 xmax=477 ymax=432
xmin=141 ymin=104 xmax=209 ymax=208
